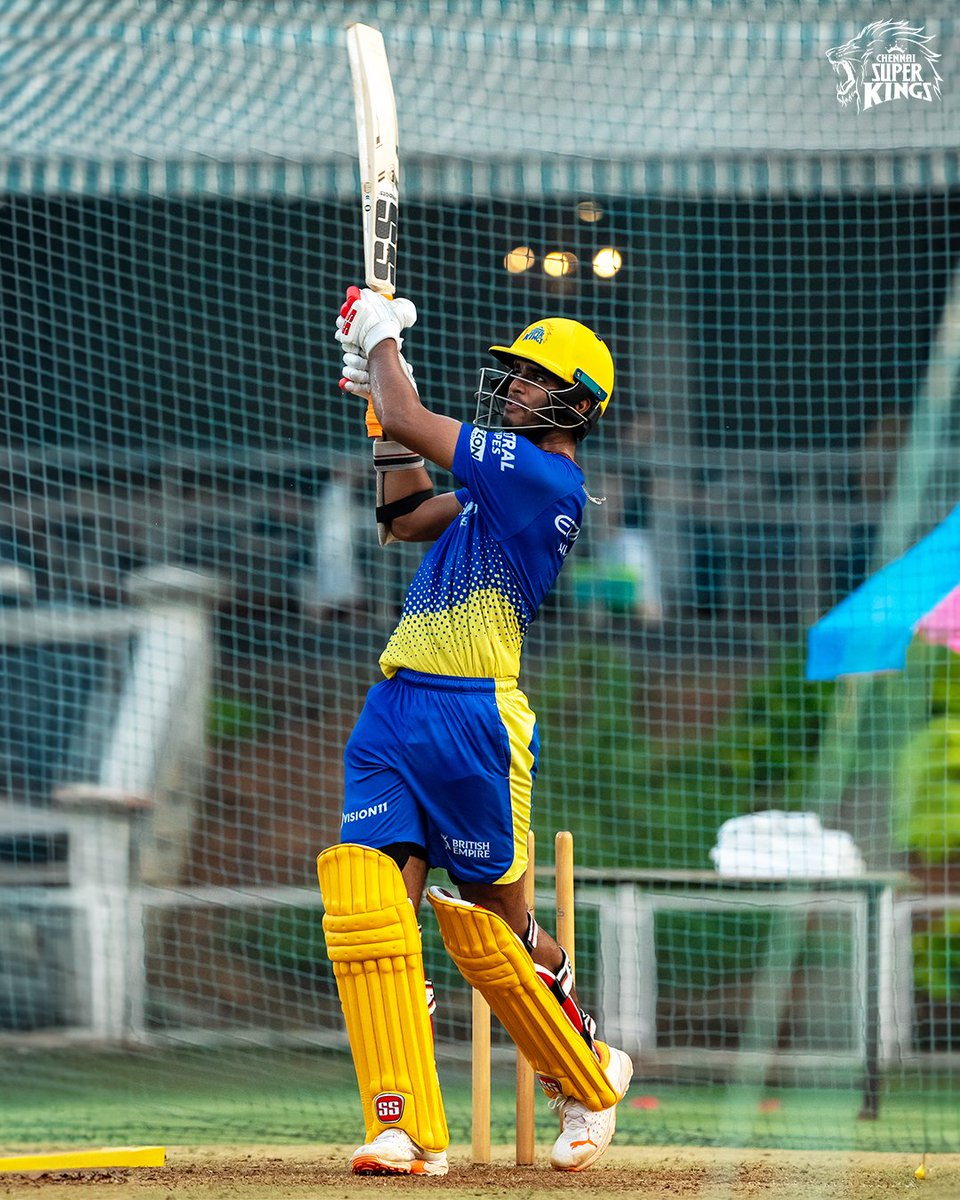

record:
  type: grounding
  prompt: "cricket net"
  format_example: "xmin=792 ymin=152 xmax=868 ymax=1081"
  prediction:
xmin=1 ymin=0 xmax=959 ymax=1155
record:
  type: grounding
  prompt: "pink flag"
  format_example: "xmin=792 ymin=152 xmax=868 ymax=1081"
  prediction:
xmin=915 ymin=582 xmax=960 ymax=654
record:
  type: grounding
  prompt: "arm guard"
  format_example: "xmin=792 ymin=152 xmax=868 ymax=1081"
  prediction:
xmin=373 ymin=438 xmax=428 ymax=547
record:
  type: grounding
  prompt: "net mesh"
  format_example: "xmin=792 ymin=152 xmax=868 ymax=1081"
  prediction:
xmin=1 ymin=0 xmax=959 ymax=1154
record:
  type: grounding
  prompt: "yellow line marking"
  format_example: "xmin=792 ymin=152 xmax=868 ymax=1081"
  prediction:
xmin=0 ymin=1146 xmax=165 ymax=1171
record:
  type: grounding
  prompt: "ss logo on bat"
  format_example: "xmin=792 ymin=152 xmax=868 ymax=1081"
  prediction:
xmin=374 ymin=197 xmax=398 ymax=292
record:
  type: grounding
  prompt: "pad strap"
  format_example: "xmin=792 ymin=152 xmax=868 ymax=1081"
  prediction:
xmin=534 ymin=951 xmax=599 ymax=1056
xmin=521 ymin=916 xmax=596 ymax=1055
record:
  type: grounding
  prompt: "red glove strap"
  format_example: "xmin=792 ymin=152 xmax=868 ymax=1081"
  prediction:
xmin=340 ymin=285 xmax=362 ymax=335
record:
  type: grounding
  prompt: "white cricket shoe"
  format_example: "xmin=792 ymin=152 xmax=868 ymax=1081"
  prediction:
xmin=549 ymin=1044 xmax=634 ymax=1172
xmin=350 ymin=1128 xmax=449 ymax=1177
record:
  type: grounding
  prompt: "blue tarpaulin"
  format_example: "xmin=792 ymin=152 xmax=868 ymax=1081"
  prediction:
xmin=806 ymin=505 xmax=960 ymax=681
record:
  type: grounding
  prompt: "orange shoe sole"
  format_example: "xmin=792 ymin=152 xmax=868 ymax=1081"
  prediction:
xmin=351 ymin=1155 xmax=438 ymax=1176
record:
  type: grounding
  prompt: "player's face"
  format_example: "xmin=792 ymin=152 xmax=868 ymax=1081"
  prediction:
xmin=503 ymin=359 xmax=565 ymax=426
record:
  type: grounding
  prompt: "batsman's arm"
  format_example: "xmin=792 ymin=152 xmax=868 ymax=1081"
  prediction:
xmin=382 ymin=477 xmax=462 ymax=543
xmin=337 ymin=287 xmax=463 ymax=543
xmin=368 ymin=340 xmax=460 ymax=471
xmin=370 ymin=342 xmax=463 ymax=543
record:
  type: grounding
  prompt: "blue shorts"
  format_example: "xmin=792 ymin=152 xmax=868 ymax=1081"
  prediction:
xmin=341 ymin=669 xmax=540 ymax=884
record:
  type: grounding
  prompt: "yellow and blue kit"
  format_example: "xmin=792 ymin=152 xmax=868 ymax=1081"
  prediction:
xmin=342 ymin=423 xmax=586 ymax=883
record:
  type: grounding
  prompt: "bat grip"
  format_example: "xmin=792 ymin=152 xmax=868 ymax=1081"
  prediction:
xmin=365 ymin=400 xmax=383 ymax=439
xmin=341 ymin=285 xmax=389 ymax=438
xmin=364 ymin=288 xmax=392 ymax=439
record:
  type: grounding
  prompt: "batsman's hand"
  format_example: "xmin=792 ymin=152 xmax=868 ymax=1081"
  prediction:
xmin=339 ymin=346 xmax=419 ymax=399
xmin=339 ymin=350 xmax=371 ymax=400
xmin=336 ymin=286 xmax=417 ymax=356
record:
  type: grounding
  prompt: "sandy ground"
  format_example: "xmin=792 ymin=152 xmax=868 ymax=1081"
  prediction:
xmin=1 ymin=1144 xmax=957 ymax=1199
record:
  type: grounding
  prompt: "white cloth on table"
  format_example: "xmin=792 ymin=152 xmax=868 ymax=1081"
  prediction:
xmin=709 ymin=810 xmax=865 ymax=878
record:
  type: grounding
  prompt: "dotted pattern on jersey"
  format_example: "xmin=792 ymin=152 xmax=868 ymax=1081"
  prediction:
xmin=380 ymin=532 xmax=529 ymax=679
xmin=379 ymin=424 xmax=586 ymax=681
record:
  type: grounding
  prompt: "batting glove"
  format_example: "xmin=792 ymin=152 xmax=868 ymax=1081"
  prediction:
xmin=336 ymin=286 xmax=417 ymax=356
xmin=339 ymin=350 xmax=371 ymax=399
xmin=339 ymin=347 xmax=419 ymax=399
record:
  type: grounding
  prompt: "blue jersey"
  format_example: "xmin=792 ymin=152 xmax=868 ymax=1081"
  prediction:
xmin=380 ymin=424 xmax=586 ymax=680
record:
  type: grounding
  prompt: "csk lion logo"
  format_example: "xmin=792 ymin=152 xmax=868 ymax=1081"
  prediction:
xmin=826 ymin=20 xmax=942 ymax=113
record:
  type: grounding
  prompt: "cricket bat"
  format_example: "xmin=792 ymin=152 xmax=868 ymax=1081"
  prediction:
xmin=346 ymin=23 xmax=400 ymax=438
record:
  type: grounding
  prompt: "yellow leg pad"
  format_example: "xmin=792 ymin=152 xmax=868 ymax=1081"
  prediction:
xmin=427 ymin=888 xmax=621 ymax=1112
xmin=317 ymin=844 xmax=448 ymax=1153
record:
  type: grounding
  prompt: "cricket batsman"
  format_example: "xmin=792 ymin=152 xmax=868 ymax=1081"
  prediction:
xmin=317 ymin=287 xmax=633 ymax=1175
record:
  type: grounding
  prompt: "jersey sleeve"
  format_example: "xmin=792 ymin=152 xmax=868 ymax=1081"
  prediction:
xmin=452 ymin=424 xmax=578 ymax=541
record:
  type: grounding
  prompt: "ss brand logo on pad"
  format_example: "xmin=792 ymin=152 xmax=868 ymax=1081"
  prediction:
xmin=374 ymin=1092 xmax=405 ymax=1123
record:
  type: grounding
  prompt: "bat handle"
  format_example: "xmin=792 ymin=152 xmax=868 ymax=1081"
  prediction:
xmin=364 ymin=288 xmax=388 ymax=439
xmin=365 ymin=400 xmax=383 ymax=439
xmin=341 ymin=285 xmax=386 ymax=438
xmin=366 ymin=287 xmax=394 ymax=439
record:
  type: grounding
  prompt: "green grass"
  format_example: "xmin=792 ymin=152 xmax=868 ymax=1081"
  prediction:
xmin=2 ymin=1048 xmax=958 ymax=1152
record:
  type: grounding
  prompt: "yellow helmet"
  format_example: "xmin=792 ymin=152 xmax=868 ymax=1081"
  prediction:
xmin=489 ymin=318 xmax=614 ymax=431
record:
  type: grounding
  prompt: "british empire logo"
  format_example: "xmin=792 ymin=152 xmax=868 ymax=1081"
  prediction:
xmin=826 ymin=20 xmax=942 ymax=113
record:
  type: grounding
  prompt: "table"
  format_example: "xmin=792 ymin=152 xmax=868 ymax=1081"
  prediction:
xmin=545 ymin=868 xmax=912 ymax=1119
